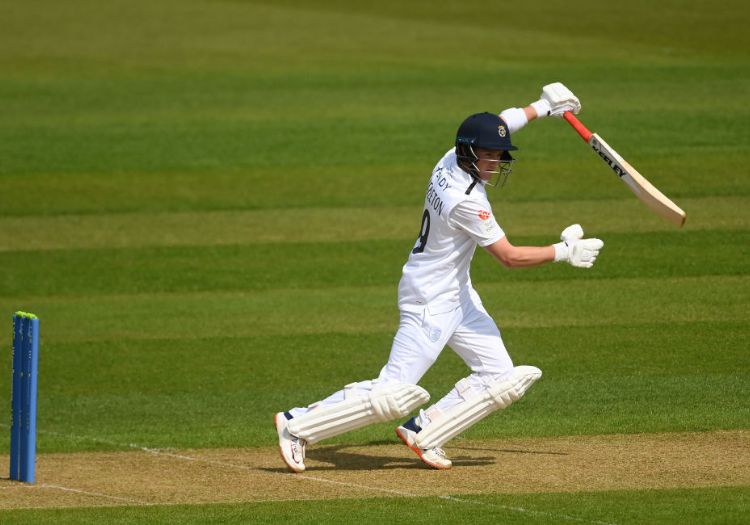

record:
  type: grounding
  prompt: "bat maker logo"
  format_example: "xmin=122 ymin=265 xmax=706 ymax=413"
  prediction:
xmin=591 ymin=140 xmax=627 ymax=179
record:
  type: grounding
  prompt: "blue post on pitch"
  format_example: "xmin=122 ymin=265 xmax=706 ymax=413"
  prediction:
xmin=10 ymin=311 xmax=40 ymax=483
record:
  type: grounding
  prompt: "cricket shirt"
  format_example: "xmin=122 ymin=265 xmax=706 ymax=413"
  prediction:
xmin=398 ymin=148 xmax=505 ymax=315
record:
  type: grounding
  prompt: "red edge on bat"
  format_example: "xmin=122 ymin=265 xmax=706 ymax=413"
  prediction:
xmin=563 ymin=112 xmax=593 ymax=142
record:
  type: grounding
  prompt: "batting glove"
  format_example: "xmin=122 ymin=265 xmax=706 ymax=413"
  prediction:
xmin=567 ymin=238 xmax=604 ymax=268
xmin=531 ymin=82 xmax=582 ymax=119
xmin=554 ymin=224 xmax=603 ymax=268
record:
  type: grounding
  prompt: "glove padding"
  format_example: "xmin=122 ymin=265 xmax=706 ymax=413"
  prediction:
xmin=536 ymin=82 xmax=581 ymax=118
xmin=554 ymin=224 xmax=603 ymax=268
xmin=560 ymin=223 xmax=584 ymax=243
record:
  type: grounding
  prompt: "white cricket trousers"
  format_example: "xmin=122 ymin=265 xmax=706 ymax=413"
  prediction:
xmin=378 ymin=289 xmax=514 ymax=419
xmin=379 ymin=289 xmax=513 ymax=384
xmin=288 ymin=289 xmax=514 ymax=420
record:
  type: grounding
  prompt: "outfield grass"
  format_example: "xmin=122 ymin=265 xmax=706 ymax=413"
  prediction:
xmin=0 ymin=0 xmax=748 ymax=521
xmin=1 ymin=487 xmax=748 ymax=525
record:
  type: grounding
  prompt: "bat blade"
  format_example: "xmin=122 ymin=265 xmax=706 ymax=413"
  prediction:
xmin=589 ymin=133 xmax=686 ymax=227
xmin=563 ymin=112 xmax=686 ymax=227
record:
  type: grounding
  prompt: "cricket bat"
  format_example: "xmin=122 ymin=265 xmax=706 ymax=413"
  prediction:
xmin=563 ymin=112 xmax=686 ymax=227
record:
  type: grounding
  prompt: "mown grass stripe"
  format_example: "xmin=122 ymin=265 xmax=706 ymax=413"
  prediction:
xmin=2 ymin=152 xmax=749 ymax=216
xmin=0 ymin=230 xmax=747 ymax=297
xmin=0 ymin=196 xmax=747 ymax=252
xmin=0 ymin=275 xmax=746 ymax=344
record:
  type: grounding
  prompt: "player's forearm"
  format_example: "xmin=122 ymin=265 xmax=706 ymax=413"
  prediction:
xmin=488 ymin=244 xmax=555 ymax=268
xmin=523 ymin=105 xmax=539 ymax=121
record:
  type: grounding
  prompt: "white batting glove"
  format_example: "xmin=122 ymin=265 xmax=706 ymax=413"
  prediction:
xmin=567 ymin=238 xmax=604 ymax=268
xmin=553 ymin=224 xmax=603 ymax=268
xmin=531 ymin=82 xmax=582 ymax=119
xmin=560 ymin=223 xmax=584 ymax=243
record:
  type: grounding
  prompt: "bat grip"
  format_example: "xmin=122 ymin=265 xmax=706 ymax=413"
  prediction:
xmin=563 ymin=112 xmax=593 ymax=143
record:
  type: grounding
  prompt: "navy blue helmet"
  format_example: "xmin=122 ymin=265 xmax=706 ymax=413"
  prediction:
xmin=455 ymin=112 xmax=516 ymax=188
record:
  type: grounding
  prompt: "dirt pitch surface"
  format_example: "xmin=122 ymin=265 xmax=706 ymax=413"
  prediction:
xmin=0 ymin=430 xmax=747 ymax=510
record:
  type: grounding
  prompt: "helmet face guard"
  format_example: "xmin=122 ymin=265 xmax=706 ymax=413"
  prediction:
xmin=456 ymin=144 xmax=514 ymax=187
xmin=482 ymin=149 xmax=515 ymax=188
xmin=455 ymin=112 xmax=518 ymax=189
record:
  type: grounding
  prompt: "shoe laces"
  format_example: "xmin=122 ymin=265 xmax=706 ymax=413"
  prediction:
xmin=432 ymin=447 xmax=446 ymax=458
xmin=291 ymin=436 xmax=307 ymax=459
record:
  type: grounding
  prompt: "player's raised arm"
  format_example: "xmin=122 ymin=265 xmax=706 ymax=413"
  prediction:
xmin=499 ymin=82 xmax=582 ymax=133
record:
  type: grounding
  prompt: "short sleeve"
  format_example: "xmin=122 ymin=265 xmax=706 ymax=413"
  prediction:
xmin=448 ymin=200 xmax=505 ymax=247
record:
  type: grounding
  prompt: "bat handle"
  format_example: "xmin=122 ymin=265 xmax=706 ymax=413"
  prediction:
xmin=563 ymin=112 xmax=593 ymax=143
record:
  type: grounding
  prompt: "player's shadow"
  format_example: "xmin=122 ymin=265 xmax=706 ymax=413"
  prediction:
xmin=262 ymin=442 xmax=495 ymax=472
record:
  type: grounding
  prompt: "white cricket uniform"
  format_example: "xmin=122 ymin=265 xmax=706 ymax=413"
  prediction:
xmin=289 ymin=108 xmax=529 ymax=422
xmin=289 ymin=150 xmax=512 ymax=419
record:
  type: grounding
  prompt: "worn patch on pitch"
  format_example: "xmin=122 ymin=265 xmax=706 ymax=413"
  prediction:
xmin=0 ymin=430 xmax=747 ymax=509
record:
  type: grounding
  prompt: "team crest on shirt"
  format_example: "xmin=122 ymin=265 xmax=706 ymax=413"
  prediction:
xmin=498 ymin=125 xmax=507 ymax=137
xmin=478 ymin=210 xmax=491 ymax=220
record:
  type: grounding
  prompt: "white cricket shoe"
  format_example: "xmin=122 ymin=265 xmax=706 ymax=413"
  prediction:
xmin=396 ymin=420 xmax=452 ymax=470
xmin=274 ymin=412 xmax=306 ymax=473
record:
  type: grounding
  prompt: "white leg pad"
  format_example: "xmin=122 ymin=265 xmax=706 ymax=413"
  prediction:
xmin=287 ymin=380 xmax=430 ymax=445
xmin=415 ymin=365 xmax=541 ymax=449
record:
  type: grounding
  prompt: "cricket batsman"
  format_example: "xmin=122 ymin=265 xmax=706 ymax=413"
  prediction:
xmin=275 ymin=82 xmax=603 ymax=471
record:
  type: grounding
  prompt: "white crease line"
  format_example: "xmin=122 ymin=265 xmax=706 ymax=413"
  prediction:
xmin=139 ymin=446 xmax=618 ymax=524
xmin=294 ymin=473 xmax=417 ymax=497
xmin=140 ymin=448 xmax=419 ymax=497
xmin=8 ymin=426 xmax=618 ymax=524
xmin=140 ymin=447 xmax=258 ymax=472
xmin=133 ymin=450 xmax=618 ymax=524
xmin=0 ymin=481 xmax=148 ymax=505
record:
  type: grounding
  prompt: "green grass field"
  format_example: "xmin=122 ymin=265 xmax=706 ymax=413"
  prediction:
xmin=1 ymin=0 xmax=748 ymax=522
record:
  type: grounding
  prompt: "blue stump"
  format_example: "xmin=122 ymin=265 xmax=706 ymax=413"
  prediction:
xmin=10 ymin=312 xmax=39 ymax=483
